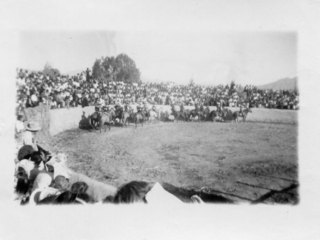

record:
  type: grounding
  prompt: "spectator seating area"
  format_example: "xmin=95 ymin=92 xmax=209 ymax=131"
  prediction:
xmin=16 ymin=68 xmax=299 ymax=112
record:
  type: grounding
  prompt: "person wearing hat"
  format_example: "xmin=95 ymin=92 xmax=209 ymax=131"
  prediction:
xmin=137 ymin=104 xmax=142 ymax=113
xmin=22 ymin=121 xmax=41 ymax=151
xmin=94 ymin=105 xmax=101 ymax=113
xmin=15 ymin=114 xmax=25 ymax=134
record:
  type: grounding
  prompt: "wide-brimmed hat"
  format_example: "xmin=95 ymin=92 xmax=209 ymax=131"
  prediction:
xmin=26 ymin=122 xmax=41 ymax=132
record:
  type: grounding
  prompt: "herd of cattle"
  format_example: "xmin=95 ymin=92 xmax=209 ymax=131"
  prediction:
xmin=84 ymin=104 xmax=252 ymax=131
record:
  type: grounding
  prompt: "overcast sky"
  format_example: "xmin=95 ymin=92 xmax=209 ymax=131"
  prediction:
xmin=19 ymin=31 xmax=296 ymax=86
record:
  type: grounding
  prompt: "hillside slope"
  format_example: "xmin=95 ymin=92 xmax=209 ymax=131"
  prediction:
xmin=259 ymin=77 xmax=298 ymax=91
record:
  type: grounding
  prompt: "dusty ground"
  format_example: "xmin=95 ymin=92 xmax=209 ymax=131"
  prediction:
xmin=49 ymin=109 xmax=298 ymax=204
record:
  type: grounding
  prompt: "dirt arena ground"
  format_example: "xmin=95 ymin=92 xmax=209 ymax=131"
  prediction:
xmin=48 ymin=109 xmax=298 ymax=204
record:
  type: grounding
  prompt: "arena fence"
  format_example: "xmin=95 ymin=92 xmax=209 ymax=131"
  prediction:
xmin=24 ymin=104 xmax=298 ymax=137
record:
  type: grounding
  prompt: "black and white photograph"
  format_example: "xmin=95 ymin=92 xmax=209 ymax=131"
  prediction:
xmin=14 ymin=31 xmax=298 ymax=205
xmin=1 ymin=0 xmax=320 ymax=240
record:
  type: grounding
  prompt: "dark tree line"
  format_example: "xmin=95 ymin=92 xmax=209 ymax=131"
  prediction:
xmin=92 ymin=53 xmax=141 ymax=84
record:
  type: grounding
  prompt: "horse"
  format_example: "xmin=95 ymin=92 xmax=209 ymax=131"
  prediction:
xmin=134 ymin=112 xmax=144 ymax=128
xmin=231 ymin=109 xmax=252 ymax=123
xmin=218 ymin=109 xmax=240 ymax=123
xmin=148 ymin=109 xmax=158 ymax=123
xmin=182 ymin=109 xmax=192 ymax=122
xmin=113 ymin=106 xmax=125 ymax=126
xmin=160 ymin=110 xmax=174 ymax=122
xmin=171 ymin=105 xmax=187 ymax=122
xmin=88 ymin=112 xmax=100 ymax=130
xmin=98 ymin=110 xmax=114 ymax=133
xmin=208 ymin=110 xmax=219 ymax=122
xmin=141 ymin=109 xmax=150 ymax=122
xmin=218 ymin=108 xmax=236 ymax=122
xmin=121 ymin=110 xmax=132 ymax=127
xmin=231 ymin=111 xmax=240 ymax=123
xmin=238 ymin=107 xmax=252 ymax=122
xmin=189 ymin=109 xmax=199 ymax=122
xmin=198 ymin=110 xmax=208 ymax=121
xmin=53 ymin=93 xmax=65 ymax=108
xmin=79 ymin=111 xmax=93 ymax=130
xmin=202 ymin=107 xmax=211 ymax=121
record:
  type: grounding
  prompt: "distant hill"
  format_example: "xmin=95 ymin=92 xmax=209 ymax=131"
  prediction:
xmin=259 ymin=77 xmax=298 ymax=91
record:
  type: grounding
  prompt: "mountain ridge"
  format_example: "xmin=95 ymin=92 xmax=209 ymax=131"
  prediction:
xmin=258 ymin=77 xmax=298 ymax=91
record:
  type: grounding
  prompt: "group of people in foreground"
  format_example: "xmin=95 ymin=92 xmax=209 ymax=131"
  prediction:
xmin=15 ymin=120 xmax=233 ymax=205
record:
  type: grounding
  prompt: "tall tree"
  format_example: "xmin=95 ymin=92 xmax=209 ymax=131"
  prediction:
xmin=92 ymin=54 xmax=141 ymax=84
xmin=43 ymin=63 xmax=60 ymax=80
xmin=92 ymin=59 xmax=103 ymax=81
xmin=114 ymin=54 xmax=141 ymax=84
xmin=228 ymin=80 xmax=236 ymax=96
xmin=189 ymin=78 xmax=195 ymax=86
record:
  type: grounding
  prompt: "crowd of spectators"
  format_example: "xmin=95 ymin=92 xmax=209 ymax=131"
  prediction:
xmin=16 ymin=68 xmax=299 ymax=112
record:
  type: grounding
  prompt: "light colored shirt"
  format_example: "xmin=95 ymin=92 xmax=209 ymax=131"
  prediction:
xmin=31 ymin=94 xmax=38 ymax=102
xmin=15 ymin=120 xmax=25 ymax=133
xmin=22 ymin=131 xmax=34 ymax=146
xmin=22 ymin=131 xmax=38 ymax=151
xmin=32 ymin=172 xmax=53 ymax=191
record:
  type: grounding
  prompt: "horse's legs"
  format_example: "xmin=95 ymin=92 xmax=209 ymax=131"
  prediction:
xmin=89 ymin=118 xmax=95 ymax=130
xmin=101 ymin=122 xmax=104 ymax=132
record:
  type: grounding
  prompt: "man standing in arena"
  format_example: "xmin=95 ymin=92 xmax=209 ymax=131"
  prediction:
xmin=21 ymin=121 xmax=41 ymax=152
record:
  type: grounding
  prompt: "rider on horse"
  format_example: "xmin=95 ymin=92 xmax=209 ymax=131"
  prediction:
xmin=102 ymin=105 xmax=109 ymax=113
xmin=94 ymin=105 xmax=101 ymax=114
xmin=180 ymin=103 xmax=184 ymax=113
xmin=152 ymin=105 xmax=156 ymax=112
xmin=124 ymin=104 xmax=129 ymax=112
xmin=194 ymin=103 xmax=199 ymax=113
xmin=216 ymin=102 xmax=222 ymax=113
xmin=199 ymin=104 xmax=204 ymax=112
xmin=137 ymin=104 xmax=143 ymax=113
